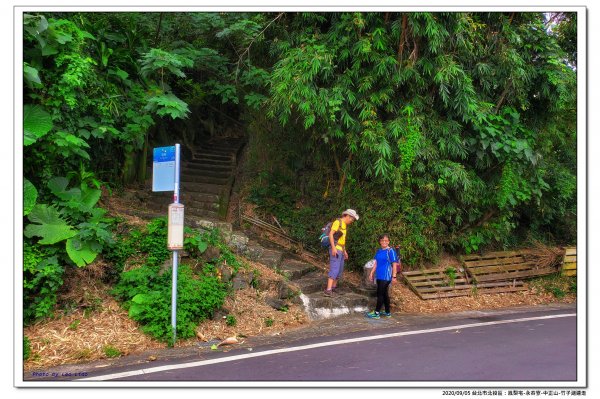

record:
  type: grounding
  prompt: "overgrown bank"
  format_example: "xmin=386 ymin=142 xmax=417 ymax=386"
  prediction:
xmin=22 ymin=11 xmax=578 ymax=368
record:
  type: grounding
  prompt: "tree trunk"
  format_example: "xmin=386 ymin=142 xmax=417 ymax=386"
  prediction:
xmin=397 ymin=14 xmax=408 ymax=64
xmin=136 ymin=132 xmax=149 ymax=184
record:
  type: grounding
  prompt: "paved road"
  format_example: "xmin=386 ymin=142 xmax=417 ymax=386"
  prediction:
xmin=83 ymin=309 xmax=576 ymax=382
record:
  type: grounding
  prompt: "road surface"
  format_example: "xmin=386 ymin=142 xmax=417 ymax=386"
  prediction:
xmin=78 ymin=308 xmax=577 ymax=382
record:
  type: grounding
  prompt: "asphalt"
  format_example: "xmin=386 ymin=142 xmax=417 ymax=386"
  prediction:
xmin=23 ymin=302 xmax=577 ymax=382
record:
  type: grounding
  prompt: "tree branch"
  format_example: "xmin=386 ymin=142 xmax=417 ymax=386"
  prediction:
xmin=235 ymin=13 xmax=284 ymax=81
xmin=494 ymin=79 xmax=512 ymax=113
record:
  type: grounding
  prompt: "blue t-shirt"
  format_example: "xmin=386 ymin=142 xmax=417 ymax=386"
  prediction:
xmin=374 ymin=248 xmax=399 ymax=281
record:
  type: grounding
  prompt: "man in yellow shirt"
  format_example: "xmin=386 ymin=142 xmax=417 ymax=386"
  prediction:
xmin=324 ymin=209 xmax=359 ymax=297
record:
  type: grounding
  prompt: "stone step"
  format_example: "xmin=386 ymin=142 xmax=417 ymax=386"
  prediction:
xmin=186 ymin=208 xmax=220 ymax=219
xmin=180 ymin=182 xmax=225 ymax=195
xmin=279 ymin=259 xmax=317 ymax=280
xmin=148 ymin=201 xmax=220 ymax=214
xmin=185 ymin=161 xmax=234 ymax=170
xmin=299 ymin=292 xmax=370 ymax=320
xmin=181 ymin=169 xmax=231 ymax=179
xmin=290 ymin=271 xmax=326 ymax=295
xmin=183 ymin=193 xmax=220 ymax=203
xmin=192 ymin=153 xmax=234 ymax=162
xmin=202 ymin=141 xmax=243 ymax=149
xmin=183 ymin=200 xmax=220 ymax=211
xmin=149 ymin=192 xmax=220 ymax=204
xmin=200 ymin=150 xmax=237 ymax=157
xmin=258 ymin=248 xmax=284 ymax=269
xmin=242 ymin=241 xmax=284 ymax=268
xmin=181 ymin=174 xmax=230 ymax=185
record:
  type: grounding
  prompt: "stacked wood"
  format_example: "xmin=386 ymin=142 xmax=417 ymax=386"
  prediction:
xmin=562 ymin=247 xmax=577 ymax=277
xmin=461 ymin=250 xmax=559 ymax=284
xmin=402 ymin=267 xmax=527 ymax=300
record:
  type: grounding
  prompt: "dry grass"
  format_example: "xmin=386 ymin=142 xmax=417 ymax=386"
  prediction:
xmin=525 ymin=240 xmax=566 ymax=270
xmin=24 ymin=289 xmax=165 ymax=371
xmin=389 ymin=278 xmax=575 ymax=314
xmin=24 ymin=257 xmax=308 ymax=371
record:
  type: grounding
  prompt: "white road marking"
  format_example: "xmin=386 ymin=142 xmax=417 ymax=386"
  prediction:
xmin=78 ymin=313 xmax=576 ymax=381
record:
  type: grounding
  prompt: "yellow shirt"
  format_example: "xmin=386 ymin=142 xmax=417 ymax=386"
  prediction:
xmin=331 ymin=219 xmax=347 ymax=250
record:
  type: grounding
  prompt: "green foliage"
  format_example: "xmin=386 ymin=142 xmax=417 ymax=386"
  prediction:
xmin=140 ymin=48 xmax=194 ymax=81
xmin=24 ymin=337 xmax=31 ymax=361
xmin=24 ymin=204 xmax=77 ymax=245
xmin=23 ymin=105 xmax=53 ymax=146
xmin=109 ymin=219 xmax=232 ymax=342
xmin=196 ymin=228 xmax=245 ymax=274
xmin=264 ymin=317 xmax=274 ymax=327
xmin=183 ymin=227 xmax=208 ymax=257
xmin=444 ymin=267 xmax=457 ymax=287
xmin=145 ymin=93 xmax=190 ymax=120
xmin=68 ymin=319 xmax=81 ymax=330
xmin=24 ymin=175 xmax=113 ymax=267
xmin=530 ymin=274 xmax=575 ymax=300
xmin=23 ymin=242 xmax=64 ymax=324
xmin=21 ymin=12 xmax=576 ymax=276
xmin=113 ymin=264 xmax=226 ymax=342
xmin=102 ymin=345 xmax=121 ymax=358
xmin=246 ymin=11 xmax=576 ymax=265
xmin=23 ymin=179 xmax=38 ymax=216
xmin=226 ymin=314 xmax=237 ymax=326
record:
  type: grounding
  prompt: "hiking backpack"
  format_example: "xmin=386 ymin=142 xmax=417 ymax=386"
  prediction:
xmin=319 ymin=218 xmax=343 ymax=248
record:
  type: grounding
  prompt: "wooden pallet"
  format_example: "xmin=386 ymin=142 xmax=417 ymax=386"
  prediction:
xmin=461 ymin=250 xmax=558 ymax=283
xmin=562 ymin=247 xmax=577 ymax=277
xmin=402 ymin=267 xmax=527 ymax=300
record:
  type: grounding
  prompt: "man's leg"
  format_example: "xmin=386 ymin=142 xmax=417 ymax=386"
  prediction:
xmin=332 ymin=250 xmax=344 ymax=290
xmin=326 ymin=277 xmax=335 ymax=291
xmin=326 ymin=250 xmax=342 ymax=293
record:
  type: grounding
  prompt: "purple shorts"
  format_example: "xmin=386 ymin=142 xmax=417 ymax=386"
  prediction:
xmin=328 ymin=249 xmax=345 ymax=280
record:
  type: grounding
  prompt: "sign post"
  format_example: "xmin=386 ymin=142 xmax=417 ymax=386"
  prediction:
xmin=152 ymin=144 xmax=183 ymax=346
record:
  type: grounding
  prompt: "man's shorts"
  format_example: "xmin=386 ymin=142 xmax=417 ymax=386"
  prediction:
xmin=328 ymin=249 xmax=345 ymax=280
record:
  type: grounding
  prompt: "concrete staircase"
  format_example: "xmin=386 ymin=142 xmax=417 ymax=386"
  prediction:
xmin=146 ymin=138 xmax=244 ymax=220
xmin=242 ymin=237 xmax=371 ymax=320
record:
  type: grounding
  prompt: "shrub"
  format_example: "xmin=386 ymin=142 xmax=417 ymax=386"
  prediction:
xmin=113 ymin=264 xmax=227 ymax=342
xmin=226 ymin=314 xmax=237 ymax=326
xmin=23 ymin=242 xmax=64 ymax=324
xmin=24 ymin=337 xmax=31 ymax=361
xmin=103 ymin=345 xmax=121 ymax=358
xmin=110 ymin=219 xmax=237 ymax=343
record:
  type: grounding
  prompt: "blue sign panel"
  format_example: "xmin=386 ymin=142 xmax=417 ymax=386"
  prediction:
xmin=152 ymin=146 xmax=176 ymax=192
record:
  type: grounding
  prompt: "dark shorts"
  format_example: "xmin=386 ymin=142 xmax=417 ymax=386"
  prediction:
xmin=328 ymin=249 xmax=345 ymax=280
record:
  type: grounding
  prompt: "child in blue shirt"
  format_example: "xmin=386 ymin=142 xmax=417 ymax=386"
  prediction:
xmin=366 ymin=234 xmax=400 ymax=319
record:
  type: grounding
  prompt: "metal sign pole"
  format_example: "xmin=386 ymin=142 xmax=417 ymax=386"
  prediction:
xmin=171 ymin=143 xmax=180 ymax=345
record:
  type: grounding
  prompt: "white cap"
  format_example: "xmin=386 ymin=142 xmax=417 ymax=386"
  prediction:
xmin=342 ymin=209 xmax=359 ymax=221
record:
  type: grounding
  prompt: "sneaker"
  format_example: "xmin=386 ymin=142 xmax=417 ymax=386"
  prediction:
xmin=332 ymin=287 xmax=344 ymax=295
xmin=323 ymin=290 xmax=334 ymax=297
xmin=381 ymin=312 xmax=392 ymax=318
xmin=366 ymin=311 xmax=380 ymax=319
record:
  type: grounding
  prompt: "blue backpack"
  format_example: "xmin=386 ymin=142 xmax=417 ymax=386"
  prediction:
xmin=319 ymin=218 xmax=343 ymax=248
